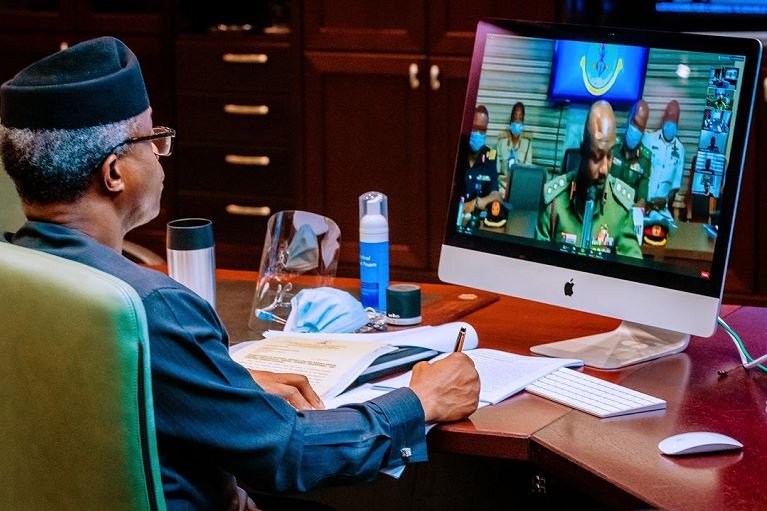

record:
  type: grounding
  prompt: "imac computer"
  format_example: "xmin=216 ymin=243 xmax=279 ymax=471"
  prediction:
xmin=440 ymin=19 xmax=761 ymax=369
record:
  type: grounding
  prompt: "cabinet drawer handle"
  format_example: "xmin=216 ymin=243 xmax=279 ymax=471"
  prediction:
xmin=224 ymin=154 xmax=271 ymax=166
xmin=430 ymin=64 xmax=441 ymax=91
xmin=225 ymin=204 xmax=272 ymax=217
xmin=222 ymin=53 xmax=269 ymax=64
xmin=408 ymin=63 xmax=420 ymax=90
xmin=223 ymin=104 xmax=270 ymax=116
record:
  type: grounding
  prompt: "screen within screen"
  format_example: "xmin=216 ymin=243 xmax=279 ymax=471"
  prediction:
xmin=455 ymin=32 xmax=748 ymax=282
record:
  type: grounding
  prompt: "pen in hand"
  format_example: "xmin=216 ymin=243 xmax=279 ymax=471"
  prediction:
xmin=453 ymin=326 xmax=467 ymax=353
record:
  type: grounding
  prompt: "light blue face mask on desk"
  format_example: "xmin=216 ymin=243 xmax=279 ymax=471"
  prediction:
xmin=283 ymin=287 xmax=369 ymax=333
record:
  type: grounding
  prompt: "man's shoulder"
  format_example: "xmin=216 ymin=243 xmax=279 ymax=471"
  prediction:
xmin=480 ymin=146 xmax=497 ymax=161
xmin=542 ymin=172 xmax=574 ymax=205
xmin=607 ymin=175 xmax=635 ymax=212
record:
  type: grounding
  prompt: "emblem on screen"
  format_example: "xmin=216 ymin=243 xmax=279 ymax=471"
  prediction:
xmin=564 ymin=279 xmax=575 ymax=297
xmin=580 ymin=43 xmax=624 ymax=96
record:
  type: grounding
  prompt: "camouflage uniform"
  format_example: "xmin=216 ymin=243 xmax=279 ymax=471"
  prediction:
xmin=535 ymin=171 xmax=642 ymax=259
xmin=610 ymin=136 xmax=652 ymax=203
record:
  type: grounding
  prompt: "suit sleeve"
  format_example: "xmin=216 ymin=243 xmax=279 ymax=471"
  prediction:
xmin=523 ymin=140 xmax=533 ymax=165
xmin=616 ymin=217 xmax=643 ymax=259
xmin=144 ymin=287 xmax=427 ymax=493
xmin=535 ymin=203 xmax=552 ymax=241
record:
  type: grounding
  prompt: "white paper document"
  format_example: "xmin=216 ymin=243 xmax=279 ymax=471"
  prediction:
xmin=263 ymin=321 xmax=479 ymax=352
xmin=230 ymin=337 xmax=396 ymax=400
xmin=373 ymin=349 xmax=583 ymax=405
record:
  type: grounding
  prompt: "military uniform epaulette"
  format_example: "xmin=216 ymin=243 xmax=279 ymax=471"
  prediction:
xmin=542 ymin=171 xmax=576 ymax=205
xmin=609 ymin=175 xmax=635 ymax=211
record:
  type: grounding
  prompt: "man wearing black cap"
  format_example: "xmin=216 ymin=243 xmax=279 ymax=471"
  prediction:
xmin=0 ymin=37 xmax=480 ymax=511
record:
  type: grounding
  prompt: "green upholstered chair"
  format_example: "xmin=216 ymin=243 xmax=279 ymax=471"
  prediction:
xmin=0 ymin=242 xmax=166 ymax=510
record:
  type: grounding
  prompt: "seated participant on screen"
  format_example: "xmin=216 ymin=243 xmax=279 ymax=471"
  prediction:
xmin=496 ymin=101 xmax=533 ymax=196
xmin=535 ymin=100 xmax=642 ymax=259
xmin=610 ymin=99 xmax=651 ymax=207
xmin=644 ymin=100 xmax=685 ymax=216
xmin=462 ymin=105 xmax=501 ymax=213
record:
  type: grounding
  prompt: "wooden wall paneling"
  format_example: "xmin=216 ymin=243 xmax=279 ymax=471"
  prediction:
xmin=756 ymin=67 xmax=767 ymax=301
xmin=303 ymin=0 xmax=426 ymax=52
xmin=723 ymin=68 xmax=762 ymax=301
xmin=426 ymin=56 xmax=471 ymax=268
xmin=304 ymin=51 xmax=430 ymax=270
xmin=428 ymin=0 xmax=561 ymax=55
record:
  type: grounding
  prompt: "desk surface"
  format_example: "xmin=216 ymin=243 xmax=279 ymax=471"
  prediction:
xmin=216 ymin=272 xmax=767 ymax=511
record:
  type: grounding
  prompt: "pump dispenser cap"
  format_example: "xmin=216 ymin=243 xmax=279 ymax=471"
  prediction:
xmin=359 ymin=191 xmax=389 ymax=242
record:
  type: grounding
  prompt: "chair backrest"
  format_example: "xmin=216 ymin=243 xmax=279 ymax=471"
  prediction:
xmin=561 ymin=147 xmax=581 ymax=176
xmin=0 ymin=242 xmax=165 ymax=511
xmin=507 ymin=164 xmax=546 ymax=212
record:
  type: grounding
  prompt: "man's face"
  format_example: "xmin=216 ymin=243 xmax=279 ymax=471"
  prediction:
xmin=585 ymin=103 xmax=617 ymax=185
xmin=120 ymin=108 xmax=165 ymax=229
xmin=472 ymin=111 xmax=489 ymax=134
xmin=511 ymin=107 xmax=524 ymax=123
xmin=587 ymin=140 xmax=614 ymax=184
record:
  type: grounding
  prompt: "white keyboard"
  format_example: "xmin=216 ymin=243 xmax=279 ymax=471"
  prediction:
xmin=525 ymin=367 xmax=666 ymax=418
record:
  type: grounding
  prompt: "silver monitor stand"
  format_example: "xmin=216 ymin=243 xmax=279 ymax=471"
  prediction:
xmin=530 ymin=321 xmax=690 ymax=369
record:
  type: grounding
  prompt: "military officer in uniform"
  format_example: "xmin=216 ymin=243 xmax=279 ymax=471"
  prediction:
xmin=610 ymin=99 xmax=652 ymax=207
xmin=643 ymin=99 xmax=685 ymax=215
xmin=535 ymin=100 xmax=642 ymax=259
xmin=462 ymin=105 xmax=500 ymax=214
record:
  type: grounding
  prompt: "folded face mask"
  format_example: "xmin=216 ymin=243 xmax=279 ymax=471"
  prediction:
xmin=284 ymin=223 xmax=319 ymax=272
xmin=283 ymin=287 xmax=369 ymax=333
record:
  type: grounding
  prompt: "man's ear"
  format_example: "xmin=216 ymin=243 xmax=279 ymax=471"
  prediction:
xmin=100 ymin=153 xmax=125 ymax=193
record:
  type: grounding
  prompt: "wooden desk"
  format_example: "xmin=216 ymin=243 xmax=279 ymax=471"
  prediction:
xmin=213 ymin=269 xmax=498 ymax=343
xmin=438 ymin=297 xmax=767 ymax=511
xmin=641 ymin=221 xmax=715 ymax=262
xmin=216 ymin=272 xmax=767 ymax=510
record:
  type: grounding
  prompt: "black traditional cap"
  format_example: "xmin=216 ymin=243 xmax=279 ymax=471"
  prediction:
xmin=0 ymin=36 xmax=149 ymax=130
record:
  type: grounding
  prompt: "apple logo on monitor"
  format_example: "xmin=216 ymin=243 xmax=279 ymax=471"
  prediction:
xmin=564 ymin=278 xmax=575 ymax=297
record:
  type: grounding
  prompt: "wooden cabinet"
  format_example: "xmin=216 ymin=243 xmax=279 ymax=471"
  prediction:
xmin=304 ymin=52 xmax=432 ymax=270
xmin=0 ymin=1 xmax=174 ymax=256
xmin=173 ymin=32 xmax=301 ymax=269
xmin=303 ymin=1 xmax=556 ymax=278
xmin=725 ymin=66 xmax=767 ymax=304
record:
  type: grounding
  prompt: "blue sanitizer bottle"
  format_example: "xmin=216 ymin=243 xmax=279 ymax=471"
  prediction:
xmin=359 ymin=192 xmax=389 ymax=311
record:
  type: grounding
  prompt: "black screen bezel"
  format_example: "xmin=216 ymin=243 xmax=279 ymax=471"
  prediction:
xmin=443 ymin=19 xmax=761 ymax=299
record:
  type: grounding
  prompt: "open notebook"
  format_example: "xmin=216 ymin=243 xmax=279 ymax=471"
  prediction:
xmin=230 ymin=322 xmax=480 ymax=401
xmin=371 ymin=349 xmax=583 ymax=406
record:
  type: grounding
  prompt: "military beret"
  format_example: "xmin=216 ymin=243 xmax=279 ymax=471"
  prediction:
xmin=483 ymin=200 xmax=508 ymax=228
xmin=643 ymin=223 xmax=669 ymax=247
xmin=0 ymin=36 xmax=149 ymax=130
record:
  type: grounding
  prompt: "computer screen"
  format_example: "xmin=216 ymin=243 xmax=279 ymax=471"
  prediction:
xmin=439 ymin=19 xmax=761 ymax=368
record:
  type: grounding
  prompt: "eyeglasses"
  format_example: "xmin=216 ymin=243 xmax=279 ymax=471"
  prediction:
xmin=110 ymin=126 xmax=176 ymax=157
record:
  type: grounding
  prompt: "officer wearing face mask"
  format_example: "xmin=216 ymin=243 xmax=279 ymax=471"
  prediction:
xmin=610 ymin=99 xmax=651 ymax=206
xmin=643 ymin=99 xmax=685 ymax=215
xmin=535 ymin=101 xmax=642 ymax=259
xmin=462 ymin=104 xmax=501 ymax=213
xmin=496 ymin=101 xmax=533 ymax=196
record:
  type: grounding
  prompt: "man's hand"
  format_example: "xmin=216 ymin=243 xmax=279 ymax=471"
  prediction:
xmin=248 ymin=370 xmax=324 ymax=410
xmin=225 ymin=478 xmax=260 ymax=511
xmin=408 ymin=353 xmax=480 ymax=423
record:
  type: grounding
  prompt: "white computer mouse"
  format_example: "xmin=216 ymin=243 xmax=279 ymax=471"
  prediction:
xmin=658 ymin=431 xmax=743 ymax=456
